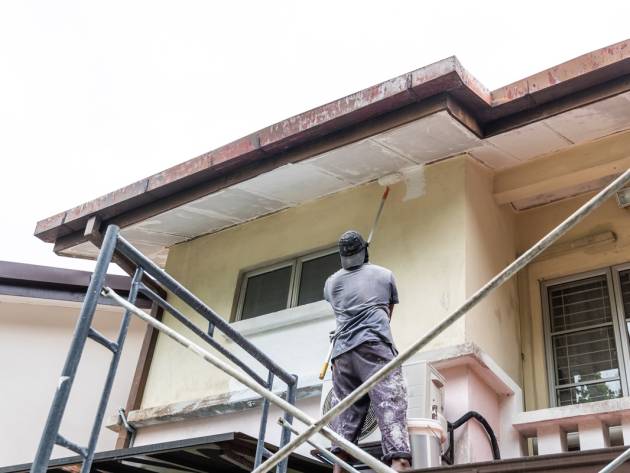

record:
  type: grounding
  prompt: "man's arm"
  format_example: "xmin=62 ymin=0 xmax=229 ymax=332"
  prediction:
xmin=388 ymin=272 xmax=399 ymax=320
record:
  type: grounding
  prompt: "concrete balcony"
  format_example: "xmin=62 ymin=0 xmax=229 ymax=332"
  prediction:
xmin=513 ymin=397 xmax=630 ymax=455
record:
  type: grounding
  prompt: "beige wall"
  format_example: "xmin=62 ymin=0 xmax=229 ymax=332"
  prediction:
xmin=464 ymin=159 xmax=520 ymax=383
xmin=0 ymin=297 xmax=145 ymax=467
xmin=516 ymin=194 xmax=630 ymax=410
xmin=142 ymin=156 xmax=476 ymax=408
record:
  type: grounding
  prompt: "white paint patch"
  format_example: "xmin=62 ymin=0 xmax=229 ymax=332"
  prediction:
xmin=400 ymin=165 xmax=426 ymax=202
xmin=378 ymin=172 xmax=404 ymax=187
xmin=378 ymin=165 xmax=426 ymax=201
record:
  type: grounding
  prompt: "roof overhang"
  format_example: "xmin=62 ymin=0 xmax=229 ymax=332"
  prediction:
xmin=34 ymin=40 xmax=630 ymax=265
xmin=0 ymin=260 xmax=152 ymax=307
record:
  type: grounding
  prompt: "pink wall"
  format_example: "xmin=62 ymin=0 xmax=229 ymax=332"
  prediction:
xmin=441 ymin=365 xmax=501 ymax=464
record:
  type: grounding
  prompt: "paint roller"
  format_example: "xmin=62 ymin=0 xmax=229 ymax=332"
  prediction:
xmin=318 ymin=164 xmax=426 ymax=380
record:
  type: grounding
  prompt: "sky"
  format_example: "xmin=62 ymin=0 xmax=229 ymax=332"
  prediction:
xmin=0 ymin=1 xmax=628 ymax=275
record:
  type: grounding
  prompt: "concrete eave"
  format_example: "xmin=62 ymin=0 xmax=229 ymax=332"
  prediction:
xmin=35 ymin=39 xmax=630 ymax=252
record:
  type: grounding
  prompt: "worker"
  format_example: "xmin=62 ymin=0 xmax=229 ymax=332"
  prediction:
xmin=324 ymin=230 xmax=411 ymax=473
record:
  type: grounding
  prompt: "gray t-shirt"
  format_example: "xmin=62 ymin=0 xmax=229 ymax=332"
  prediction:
xmin=324 ymin=263 xmax=399 ymax=359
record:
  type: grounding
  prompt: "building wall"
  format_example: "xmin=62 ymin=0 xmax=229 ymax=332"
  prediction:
xmin=133 ymin=397 xmax=322 ymax=458
xmin=464 ymin=159 xmax=520 ymax=384
xmin=141 ymin=156 xmax=473 ymax=409
xmin=0 ymin=297 xmax=145 ymax=467
xmin=516 ymin=194 xmax=630 ymax=410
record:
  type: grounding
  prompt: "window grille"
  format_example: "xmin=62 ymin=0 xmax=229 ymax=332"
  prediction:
xmin=544 ymin=272 xmax=626 ymax=406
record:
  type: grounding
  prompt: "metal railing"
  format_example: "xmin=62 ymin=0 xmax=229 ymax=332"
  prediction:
xmin=32 ymin=167 xmax=630 ymax=473
xmin=30 ymin=226 xmax=300 ymax=473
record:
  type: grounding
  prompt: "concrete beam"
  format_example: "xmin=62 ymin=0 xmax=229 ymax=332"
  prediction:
xmin=493 ymin=130 xmax=630 ymax=205
xmin=578 ymin=419 xmax=610 ymax=450
xmin=537 ymin=424 xmax=567 ymax=455
xmin=621 ymin=414 xmax=630 ymax=446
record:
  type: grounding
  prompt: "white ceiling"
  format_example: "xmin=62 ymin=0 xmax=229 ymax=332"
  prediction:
xmin=59 ymin=91 xmax=630 ymax=264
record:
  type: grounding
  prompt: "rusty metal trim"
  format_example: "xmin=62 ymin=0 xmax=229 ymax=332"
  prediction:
xmin=35 ymin=40 xmax=630 ymax=254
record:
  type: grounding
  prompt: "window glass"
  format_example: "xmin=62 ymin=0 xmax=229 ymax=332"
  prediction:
xmin=241 ymin=266 xmax=292 ymax=320
xmin=557 ymin=380 xmax=622 ymax=406
xmin=546 ymin=274 xmax=623 ymax=406
xmin=297 ymin=252 xmax=341 ymax=306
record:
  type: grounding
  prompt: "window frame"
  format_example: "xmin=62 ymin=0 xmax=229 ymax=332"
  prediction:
xmin=234 ymin=247 xmax=339 ymax=322
xmin=611 ymin=262 xmax=630 ymax=388
xmin=541 ymin=267 xmax=629 ymax=407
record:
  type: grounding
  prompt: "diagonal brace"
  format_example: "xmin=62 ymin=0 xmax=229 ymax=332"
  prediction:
xmin=101 ymin=287 xmax=397 ymax=473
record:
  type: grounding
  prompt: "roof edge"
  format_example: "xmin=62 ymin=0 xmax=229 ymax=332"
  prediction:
xmin=35 ymin=39 xmax=630 ymax=247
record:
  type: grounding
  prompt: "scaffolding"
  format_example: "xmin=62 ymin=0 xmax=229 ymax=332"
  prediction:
xmin=31 ymin=168 xmax=630 ymax=473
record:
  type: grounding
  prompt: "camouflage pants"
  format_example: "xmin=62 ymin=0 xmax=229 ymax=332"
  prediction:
xmin=330 ymin=340 xmax=411 ymax=464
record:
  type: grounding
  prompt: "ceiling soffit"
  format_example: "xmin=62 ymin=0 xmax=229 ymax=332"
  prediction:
xmin=59 ymin=91 xmax=630 ymax=263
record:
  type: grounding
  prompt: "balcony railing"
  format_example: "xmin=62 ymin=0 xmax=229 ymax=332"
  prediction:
xmin=513 ymin=397 xmax=630 ymax=455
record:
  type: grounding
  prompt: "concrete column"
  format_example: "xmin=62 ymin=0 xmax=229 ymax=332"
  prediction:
xmin=537 ymin=424 xmax=567 ymax=455
xmin=622 ymin=415 xmax=630 ymax=446
xmin=578 ymin=419 xmax=609 ymax=450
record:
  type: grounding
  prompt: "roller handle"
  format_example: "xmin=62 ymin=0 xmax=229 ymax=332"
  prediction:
xmin=318 ymin=360 xmax=330 ymax=381
xmin=318 ymin=343 xmax=334 ymax=380
xmin=382 ymin=186 xmax=390 ymax=201
xmin=367 ymin=186 xmax=391 ymax=244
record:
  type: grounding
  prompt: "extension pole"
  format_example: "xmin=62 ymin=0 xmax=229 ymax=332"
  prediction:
xmin=253 ymin=168 xmax=630 ymax=473
xmin=101 ymin=288 xmax=397 ymax=473
xmin=367 ymin=186 xmax=390 ymax=244
xmin=319 ymin=186 xmax=391 ymax=381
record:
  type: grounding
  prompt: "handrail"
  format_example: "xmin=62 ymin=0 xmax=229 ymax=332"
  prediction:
xmin=115 ymin=235 xmax=295 ymax=385
xmin=138 ymin=283 xmax=267 ymax=386
xmin=31 ymin=225 xmax=301 ymax=473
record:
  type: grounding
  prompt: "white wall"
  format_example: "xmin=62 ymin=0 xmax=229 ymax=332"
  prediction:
xmin=0 ymin=296 xmax=145 ymax=467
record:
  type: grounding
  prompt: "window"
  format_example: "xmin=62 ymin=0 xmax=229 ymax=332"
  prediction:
xmin=542 ymin=267 xmax=630 ymax=407
xmin=236 ymin=249 xmax=341 ymax=321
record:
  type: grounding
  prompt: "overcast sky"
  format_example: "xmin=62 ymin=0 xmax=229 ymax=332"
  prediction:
xmin=1 ymin=1 xmax=628 ymax=274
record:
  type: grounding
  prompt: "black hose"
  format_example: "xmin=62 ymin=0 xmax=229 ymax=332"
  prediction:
xmin=441 ymin=411 xmax=500 ymax=465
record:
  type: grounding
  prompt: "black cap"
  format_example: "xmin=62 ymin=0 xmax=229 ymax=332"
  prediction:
xmin=338 ymin=230 xmax=367 ymax=256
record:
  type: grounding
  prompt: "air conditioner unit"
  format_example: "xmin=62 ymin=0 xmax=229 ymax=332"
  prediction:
xmin=319 ymin=359 xmax=446 ymax=447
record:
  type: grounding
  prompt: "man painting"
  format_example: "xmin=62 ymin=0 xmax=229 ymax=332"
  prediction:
xmin=324 ymin=230 xmax=411 ymax=472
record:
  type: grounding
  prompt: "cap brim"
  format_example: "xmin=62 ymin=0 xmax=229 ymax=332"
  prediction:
xmin=340 ymin=250 xmax=365 ymax=269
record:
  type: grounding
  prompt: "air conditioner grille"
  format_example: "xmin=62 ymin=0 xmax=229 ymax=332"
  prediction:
xmin=322 ymin=389 xmax=378 ymax=441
